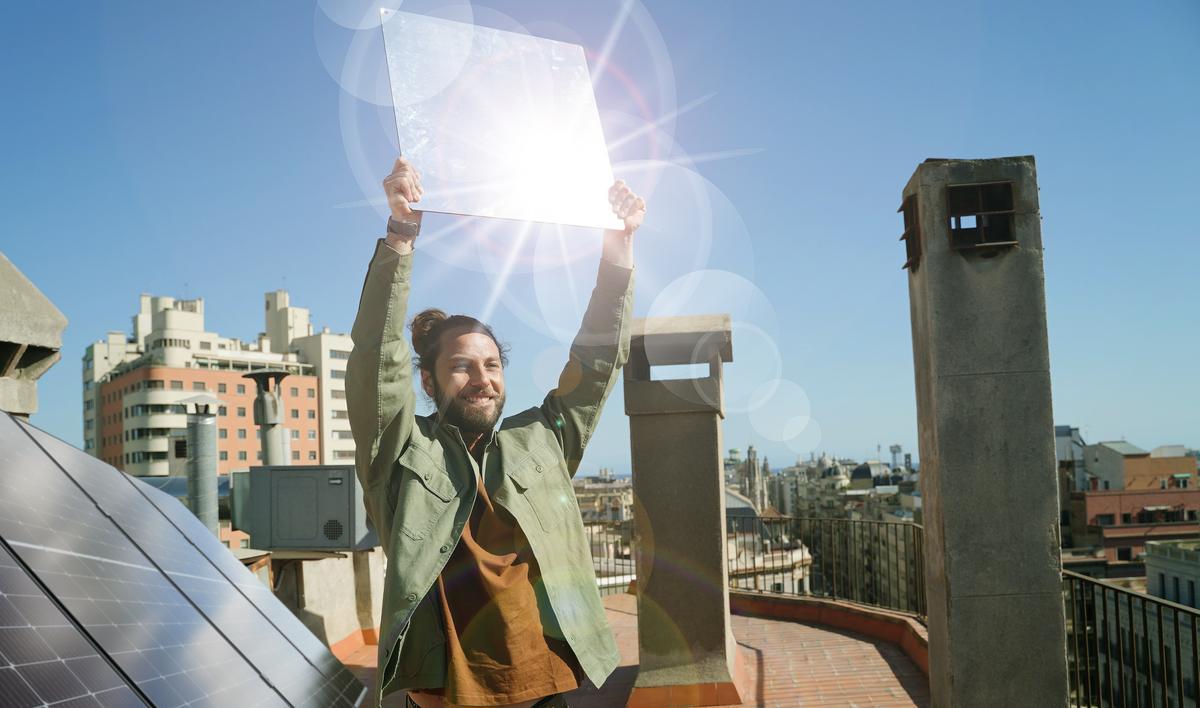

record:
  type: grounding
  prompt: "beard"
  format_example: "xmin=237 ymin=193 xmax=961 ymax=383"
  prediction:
xmin=433 ymin=380 xmax=506 ymax=434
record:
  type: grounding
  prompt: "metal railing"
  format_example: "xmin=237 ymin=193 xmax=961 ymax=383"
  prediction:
xmin=583 ymin=520 xmax=636 ymax=597
xmin=1064 ymin=570 xmax=1200 ymax=707
xmin=583 ymin=516 xmax=927 ymax=620
xmin=727 ymin=516 xmax=926 ymax=619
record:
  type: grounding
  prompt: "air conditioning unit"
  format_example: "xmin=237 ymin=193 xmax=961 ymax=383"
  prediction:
xmin=243 ymin=465 xmax=378 ymax=551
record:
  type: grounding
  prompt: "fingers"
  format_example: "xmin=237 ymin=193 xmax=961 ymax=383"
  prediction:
xmin=607 ymin=180 xmax=646 ymax=235
xmin=384 ymin=157 xmax=424 ymax=217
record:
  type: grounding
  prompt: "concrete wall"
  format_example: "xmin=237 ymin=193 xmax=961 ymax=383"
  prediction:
xmin=1085 ymin=444 xmax=1132 ymax=490
xmin=275 ymin=549 xmax=386 ymax=648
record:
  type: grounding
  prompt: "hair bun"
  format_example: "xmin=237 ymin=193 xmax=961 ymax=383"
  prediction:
xmin=410 ymin=308 xmax=448 ymax=360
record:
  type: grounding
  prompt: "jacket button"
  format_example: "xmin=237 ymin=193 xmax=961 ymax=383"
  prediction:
xmin=440 ymin=544 xmax=449 ymax=553
xmin=536 ymin=464 xmax=544 ymax=473
xmin=424 ymin=473 xmax=431 ymax=481
xmin=406 ymin=592 xmax=417 ymax=602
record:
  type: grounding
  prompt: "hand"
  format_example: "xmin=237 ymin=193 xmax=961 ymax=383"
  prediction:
xmin=382 ymin=157 xmax=423 ymax=251
xmin=383 ymin=157 xmax=423 ymax=220
xmin=608 ymin=180 xmax=646 ymax=236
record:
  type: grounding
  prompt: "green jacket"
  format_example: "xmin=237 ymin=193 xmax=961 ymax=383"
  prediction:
xmin=346 ymin=239 xmax=633 ymax=705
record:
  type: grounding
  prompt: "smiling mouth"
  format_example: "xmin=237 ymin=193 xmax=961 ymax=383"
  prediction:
xmin=462 ymin=395 xmax=494 ymax=405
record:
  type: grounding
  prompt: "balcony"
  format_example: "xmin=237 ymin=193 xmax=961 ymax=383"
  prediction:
xmin=340 ymin=515 xmax=933 ymax=706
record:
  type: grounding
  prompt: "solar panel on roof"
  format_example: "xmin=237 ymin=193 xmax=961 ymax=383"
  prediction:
xmin=0 ymin=413 xmax=366 ymax=707
xmin=0 ymin=543 xmax=144 ymax=708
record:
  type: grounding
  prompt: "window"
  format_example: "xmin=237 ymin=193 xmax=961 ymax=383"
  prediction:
xmin=219 ymin=428 xmax=228 ymax=439
xmin=238 ymin=451 xmax=247 ymax=461
xmin=237 ymin=429 xmax=247 ymax=439
xmin=237 ymin=407 xmax=246 ymax=417
xmin=308 ymin=451 xmax=317 ymax=461
xmin=1175 ymin=577 xmax=1182 ymax=603
xmin=218 ymin=383 xmax=227 ymax=393
xmin=307 ymin=410 xmax=316 ymax=419
xmin=219 ymin=451 xmax=228 ymax=461
xmin=1104 ymin=481 xmax=1110 ymax=490
xmin=330 ymin=369 xmax=346 ymax=379
xmin=291 ymin=409 xmax=299 ymax=419
xmin=146 ymin=380 xmax=164 ymax=390
xmin=218 ymin=405 xmax=227 ymax=416
xmin=307 ymin=388 xmax=316 ymax=398
xmin=335 ymin=430 xmax=354 ymax=440
xmin=290 ymin=429 xmax=300 ymax=439
xmin=292 ymin=450 xmax=300 ymax=461
xmin=1117 ymin=547 xmax=1132 ymax=561
xmin=236 ymin=384 xmax=246 ymax=395
xmin=192 ymin=382 xmax=205 ymax=391
xmin=945 ymin=181 xmax=1016 ymax=251
xmin=1190 ymin=581 xmax=1196 ymax=608
xmin=332 ymin=410 xmax=348 ymax=419
xmin=331 ymin=389 xmax=346 ymax=399
xmin=199 ymin=341 xmax=211 ymax=350
xmin=290 ymin=387 xmax=299 ymax=397
xmin=330 ymin=349 xmax=351 ymax=360
xmin=170 ymin=380 xmax=183 ymax=390
xmin=334 ymin=450 xmax=355 ymax=460
xmin=1096 ymin=514 xmax=1115 ymax=526
xmin=1121 ymin=513 xmax=1131 ymax=524
xmin=174 ymin=439 xmax=187 ymax=458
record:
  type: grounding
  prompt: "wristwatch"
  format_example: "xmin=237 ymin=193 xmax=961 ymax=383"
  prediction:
xmin=387 ymin=216 xmax=420 ymax=238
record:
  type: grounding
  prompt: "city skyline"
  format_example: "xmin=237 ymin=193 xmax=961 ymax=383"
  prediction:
xmin=4 ymin=1 xmax=1197 ymax=472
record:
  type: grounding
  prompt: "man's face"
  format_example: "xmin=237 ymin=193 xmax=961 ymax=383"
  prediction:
xmin=421 ymin=329 xmax=506 ymax=434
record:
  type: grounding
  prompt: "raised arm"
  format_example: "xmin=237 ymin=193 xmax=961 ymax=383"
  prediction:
xmin=541 ymin=181 xmax=645 ymax=475
xmin=347 ymin=158 xmax=424 ymax=511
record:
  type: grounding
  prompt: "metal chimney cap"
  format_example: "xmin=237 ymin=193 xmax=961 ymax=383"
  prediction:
xmin=179 ymin=393 xmax=223 ymax=408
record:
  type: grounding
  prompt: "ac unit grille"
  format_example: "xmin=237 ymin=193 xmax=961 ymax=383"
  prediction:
xmin=323 ymin=519 xmax=344 ymax=540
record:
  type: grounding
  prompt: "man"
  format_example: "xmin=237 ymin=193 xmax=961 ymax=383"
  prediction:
xmin=347 ymin=157 xmax=646 ymax=707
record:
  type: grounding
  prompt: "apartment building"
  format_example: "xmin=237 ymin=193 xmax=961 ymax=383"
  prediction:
xmin=83 ymin=290 xmax=354 ymax=475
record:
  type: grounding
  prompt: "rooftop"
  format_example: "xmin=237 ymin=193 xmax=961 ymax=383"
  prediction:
xmin=1097 ymin=440 xmax=1149 ymax=456
xmin=337 ymin=592 xmax=931 ymax=707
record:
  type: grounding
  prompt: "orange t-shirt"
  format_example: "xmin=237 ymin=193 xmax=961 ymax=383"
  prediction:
xmin=430 ymin=441 xmax=581 ymax=706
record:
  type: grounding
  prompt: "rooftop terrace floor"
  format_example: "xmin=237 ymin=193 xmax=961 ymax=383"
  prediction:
xmin=338 ymin=592 xmax=930 ymax=707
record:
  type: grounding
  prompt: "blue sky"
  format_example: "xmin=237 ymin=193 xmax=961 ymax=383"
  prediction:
xmin=3 ymin=1 xmax=1197 ymax=473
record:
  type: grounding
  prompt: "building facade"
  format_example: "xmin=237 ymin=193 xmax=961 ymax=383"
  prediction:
xmin=83 ymin=291 xmax=353 ymax=476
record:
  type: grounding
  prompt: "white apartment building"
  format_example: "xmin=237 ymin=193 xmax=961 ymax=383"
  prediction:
xmin=83 ymin=290 xmax=353 ymax=476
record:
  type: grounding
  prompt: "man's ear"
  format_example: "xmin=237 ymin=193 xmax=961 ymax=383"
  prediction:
xmin=420 ymin=369 xmax=435 ymax=399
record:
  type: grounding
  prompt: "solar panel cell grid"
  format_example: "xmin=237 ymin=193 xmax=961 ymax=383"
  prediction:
xmin=0 ymin=543 xmax=143 ymax=708
xmin=20 ymin=421 xmax=364 ymax=707
xmin=0 ymin=414 xmax=286 ymax=707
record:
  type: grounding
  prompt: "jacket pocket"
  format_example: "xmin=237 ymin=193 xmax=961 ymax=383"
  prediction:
xmin=393 ymin=446 xmax=457 ymax=542
xmin=506 ymin=447 xmax=577 ymax=532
